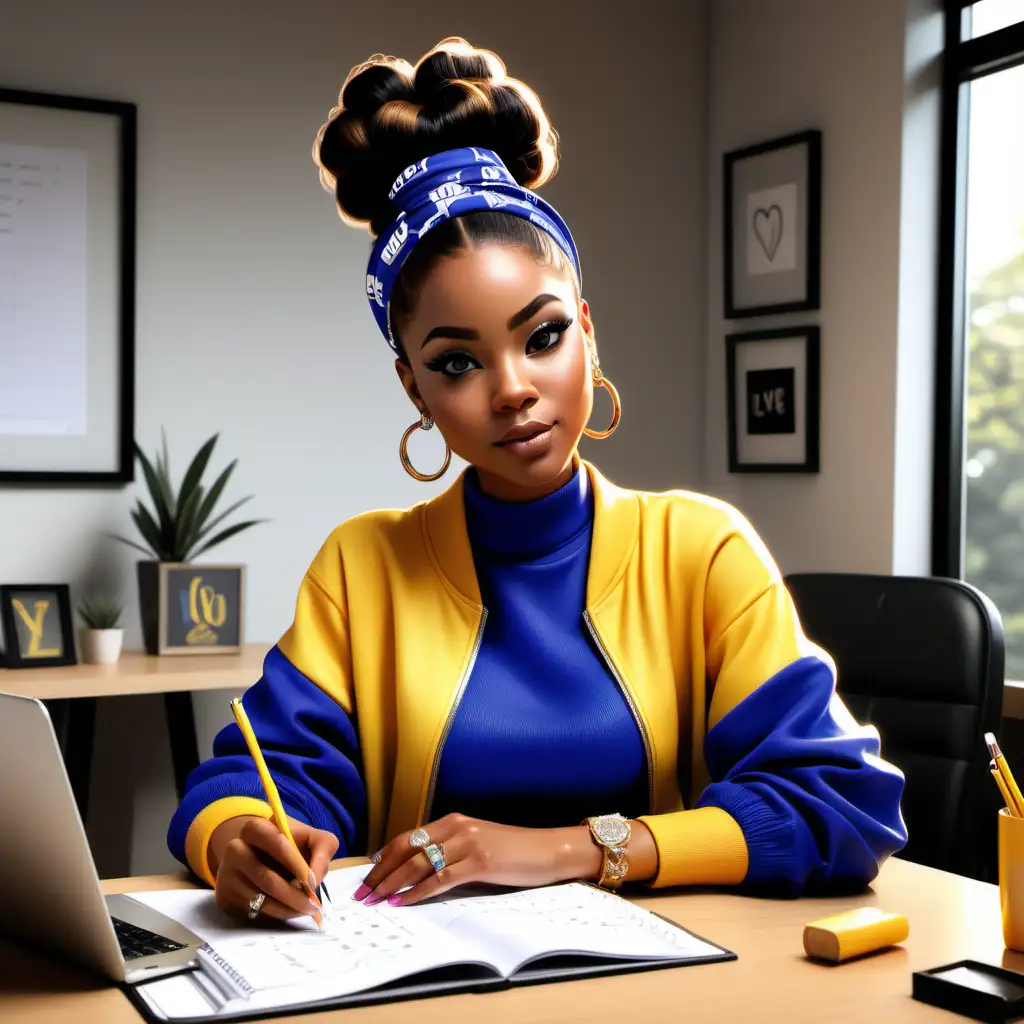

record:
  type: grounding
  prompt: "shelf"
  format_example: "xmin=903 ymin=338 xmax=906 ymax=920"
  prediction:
xmin=0 ymin=643 xmax=269 ymax=700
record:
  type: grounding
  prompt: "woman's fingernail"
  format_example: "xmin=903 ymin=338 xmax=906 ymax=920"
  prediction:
xmin=307 ymin=899 xmax=322 ymax=914
xmin=387 ymin=894 xmax=403 ymax=907
xmin=352 ymin=883 xmax=371 ymax=901
xmin=309 ymin=870 xmax=318 ymax=890
xmin=364 ymin=892 xmax=386 ymax=907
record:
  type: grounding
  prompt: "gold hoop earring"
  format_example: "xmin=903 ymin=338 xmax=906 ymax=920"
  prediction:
xmin=583 ymin=369 xmax=621 ymax=439
xmin=400 ymin=414 xmax=452 ymax=481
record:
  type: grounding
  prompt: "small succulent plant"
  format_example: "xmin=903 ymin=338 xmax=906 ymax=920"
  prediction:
xmin=78 ymin=595 xmax=125 ymax=630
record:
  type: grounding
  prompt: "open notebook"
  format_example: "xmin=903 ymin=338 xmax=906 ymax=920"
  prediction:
xmin=125 ymin=864 xmax=735 ymax=1022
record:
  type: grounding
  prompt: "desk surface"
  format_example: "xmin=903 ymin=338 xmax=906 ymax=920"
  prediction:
xmin=0 ymin=644 xmax=268 ymax=700
xmin=1 ymin=856 xmax=1019 ymax=1022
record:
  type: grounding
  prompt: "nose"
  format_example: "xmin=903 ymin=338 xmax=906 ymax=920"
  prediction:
xmin=491 ymin=352 xmax=539 ymax=414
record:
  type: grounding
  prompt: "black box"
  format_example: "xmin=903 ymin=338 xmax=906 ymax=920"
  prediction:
xmin=913 ymin=960 xmax=1024 ymax=1022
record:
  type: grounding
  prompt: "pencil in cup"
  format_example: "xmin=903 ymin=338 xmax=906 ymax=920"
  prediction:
xmin=986 ymin=732 xmax=1024 ymax=818
xmin=229 ymin=697 xmax=326 ymax=926
xmin=994 ymin=767 xmax=1017 ymax=817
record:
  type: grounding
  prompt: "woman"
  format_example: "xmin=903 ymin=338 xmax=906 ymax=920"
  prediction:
xmin=168 ymin=37 xmax=907 ymax=923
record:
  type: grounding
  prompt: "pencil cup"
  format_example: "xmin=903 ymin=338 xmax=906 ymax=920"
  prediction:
xmin=999 ymin=808 xmax=1024 ymax=951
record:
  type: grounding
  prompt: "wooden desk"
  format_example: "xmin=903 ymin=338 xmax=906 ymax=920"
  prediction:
xmin=1 ymin=857 xmax=1019 ymax=1022
xmin=0 ymin=645 xmax=268 ymax=701
xmin=0 ymin=645 xmax=267 ymax=816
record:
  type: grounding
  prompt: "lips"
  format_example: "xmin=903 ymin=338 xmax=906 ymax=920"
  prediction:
xmin=494 ymin=421 xmax=554 ymax=446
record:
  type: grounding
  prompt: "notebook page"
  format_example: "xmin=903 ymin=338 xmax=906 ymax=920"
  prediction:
xmin=407 ymin=882 xmax=724 ymax=978
xmin=131 ymin=867 xmax=493 ymax=1017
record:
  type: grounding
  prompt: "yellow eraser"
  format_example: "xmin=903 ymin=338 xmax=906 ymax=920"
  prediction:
xmin=803 ymin=907 xmax=909 ymax=962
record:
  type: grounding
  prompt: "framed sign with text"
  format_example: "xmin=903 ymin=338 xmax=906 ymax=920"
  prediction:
xmin=0 ymin=87 xmax=136 ymax=484
xmin=138 ymin=562 xmax=245 ymax=656
xmin=726 ymin=326 xmax=820 ymax=473
xmin=0 ymin=583 xmax=77 ymax=668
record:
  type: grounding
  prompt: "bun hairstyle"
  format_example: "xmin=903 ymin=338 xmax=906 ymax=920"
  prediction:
xmin=313 ymin=37 xmax=576 ymax=359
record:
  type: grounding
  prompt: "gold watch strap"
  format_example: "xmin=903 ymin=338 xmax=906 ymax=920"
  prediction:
xmin=584 ymin=814 xmax=632 ymax=889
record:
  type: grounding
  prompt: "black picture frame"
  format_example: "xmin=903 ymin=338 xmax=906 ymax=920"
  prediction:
xmin=0 ymin=87 xmax=136 ymax=485
xmin=723 ymin=129 xmax=822 ymax=319
xmin=0 ymin=583 xmax=77 ymax=668
xmin=726 ymin=326 xmax=820 ymax=473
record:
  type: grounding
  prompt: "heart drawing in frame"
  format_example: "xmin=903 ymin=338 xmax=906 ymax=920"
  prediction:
xmin=753 ymin=205 xmax=784 ymax=262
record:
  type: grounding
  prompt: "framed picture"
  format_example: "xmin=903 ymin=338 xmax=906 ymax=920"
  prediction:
xmin=723 ymin=129 xmax=821 ymax=319
xmin=0 ymin=87 xmax=136 ymax=484
xmin=0 ymin=583 xmax=77 ymax=668
xmin=141 ymin=563 xmax=246 ymax=656
xmin=726 ymin=326 xmax=820 ymax=473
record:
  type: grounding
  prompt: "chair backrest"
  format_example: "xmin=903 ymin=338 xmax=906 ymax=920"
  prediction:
xmin=784 ymin=572 xmax=1005 ymax=881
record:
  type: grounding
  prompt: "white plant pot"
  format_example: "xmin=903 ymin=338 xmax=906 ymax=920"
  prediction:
xmin=80 ymin=628 xmax=124 ymax=665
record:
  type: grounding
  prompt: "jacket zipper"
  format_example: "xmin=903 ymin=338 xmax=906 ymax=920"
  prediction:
xmin=422 ymin=607 xmax=489 ymax=823
xmin=583 ymin=610 xmax=655 ymax=814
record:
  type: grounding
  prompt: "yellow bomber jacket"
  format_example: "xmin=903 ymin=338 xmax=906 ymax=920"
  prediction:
xmin=172 ymin=460 xmax=906 ymax=893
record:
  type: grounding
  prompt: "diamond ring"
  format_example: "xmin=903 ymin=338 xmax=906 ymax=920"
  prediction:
xmin=423 ymin=842 xmax=446 ymax=873
xmin=409 ymin=827 xmax=431 ymax=848
xmin=247 ymin=892 xmax=267 ymax=920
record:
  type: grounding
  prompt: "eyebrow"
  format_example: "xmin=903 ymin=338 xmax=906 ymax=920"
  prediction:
xmin=419 ymin=293 xmax=562 ymax=349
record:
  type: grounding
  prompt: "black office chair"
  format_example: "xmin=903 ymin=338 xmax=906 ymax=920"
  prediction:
xmin=784 ymin=573 xmax=1005 ymax=882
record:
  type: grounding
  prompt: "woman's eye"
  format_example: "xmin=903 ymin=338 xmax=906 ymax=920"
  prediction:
xmin=527 ymin=318 xmax=573 ymax=354
xmin=444 ymin=355 xmax=474 ymax=376
xmin=426 ymin=352 xmax=478 ymax=377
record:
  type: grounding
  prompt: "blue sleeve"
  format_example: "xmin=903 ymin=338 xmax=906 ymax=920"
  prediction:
xmin=696 ymin=656 xmax=908 ymax=896
xmin=166 ymin=645 xmax=367 ymax=866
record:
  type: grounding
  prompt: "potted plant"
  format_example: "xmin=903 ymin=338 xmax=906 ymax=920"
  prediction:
xmin=78 ymin=595 xmax=125 ymax=665
xmin=115 ymin=433 xmax=264 ymax=655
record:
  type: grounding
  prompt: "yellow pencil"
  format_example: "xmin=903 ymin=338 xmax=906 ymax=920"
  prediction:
xmin=993 ymin=767 xmax=1017 ymax=817
xmin=230 ymin=697 xmax=324 ymax=928
xmin=986 ymin=732 xmax=1024 ymax=818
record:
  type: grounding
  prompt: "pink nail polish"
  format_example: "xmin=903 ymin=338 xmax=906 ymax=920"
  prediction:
xmin=364 ymin=892 xmax=385 ymax=907
xmin=352 ymin=883 xmax=371 ymax=901
xmin=387 ymin=894 xmax=403 ymax=907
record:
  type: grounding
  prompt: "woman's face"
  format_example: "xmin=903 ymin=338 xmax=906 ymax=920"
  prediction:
xmin=395 ymin=244 xmax=596 ymax=502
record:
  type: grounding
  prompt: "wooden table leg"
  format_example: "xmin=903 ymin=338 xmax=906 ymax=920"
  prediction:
xmin=165 ymin=692 xmax=200 ymax=802
xmin=43 ymin=697 xmax=69 ymax=750
xmin=48 ymin=696 xmax=97 ymax=824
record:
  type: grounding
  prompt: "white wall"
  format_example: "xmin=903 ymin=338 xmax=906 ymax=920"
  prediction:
xmin=0 ymin=0 xmax=708 ymax=874
xmin=703 ymin=0 xmax=943 ymax=575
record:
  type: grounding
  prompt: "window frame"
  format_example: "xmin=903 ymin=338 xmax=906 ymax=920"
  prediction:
xmin=933 ymin=2 xmax=1024 ymax=576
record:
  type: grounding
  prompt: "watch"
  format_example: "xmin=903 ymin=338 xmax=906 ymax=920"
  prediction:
xmin=583 ymin=813 xmax=632 ymax=889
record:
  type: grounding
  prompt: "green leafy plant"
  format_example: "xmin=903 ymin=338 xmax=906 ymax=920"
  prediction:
xmin=79 ymin=595 xmax=125 ymax=630
xmin=115 ymin=431 xmax=265 ymax=563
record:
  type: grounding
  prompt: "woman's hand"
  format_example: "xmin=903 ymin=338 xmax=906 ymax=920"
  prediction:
xmin=208 ymin=814 xmax=339 ymax=922
xmin=352 ymin=813 xmax=604 ymax=907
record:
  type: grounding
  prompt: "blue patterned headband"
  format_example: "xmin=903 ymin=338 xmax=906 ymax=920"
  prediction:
xmin=365 ymin=147 xmax=581 ymax=352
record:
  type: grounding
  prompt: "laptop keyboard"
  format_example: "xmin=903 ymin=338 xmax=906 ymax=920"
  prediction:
xmin=111 ymin=915 xmax=186 ymax=960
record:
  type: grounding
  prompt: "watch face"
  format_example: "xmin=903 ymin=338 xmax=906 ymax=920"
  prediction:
xmin=593 ymin=815 xmax=630 ymax=846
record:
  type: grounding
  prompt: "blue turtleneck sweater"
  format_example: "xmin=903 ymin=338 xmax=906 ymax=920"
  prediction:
xmin=429 ymin=466 xmax=648 ymax=828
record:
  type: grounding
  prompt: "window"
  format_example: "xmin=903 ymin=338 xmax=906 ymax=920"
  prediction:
xmin=936 ymin=1 xmax=1024 ymax=678
xmin=969 ymin=0 xmax=1024 ymax=36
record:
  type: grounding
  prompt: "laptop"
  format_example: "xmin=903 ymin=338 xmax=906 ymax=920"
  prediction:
xmin=0 ymin=691 xmax=204 ymax=983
